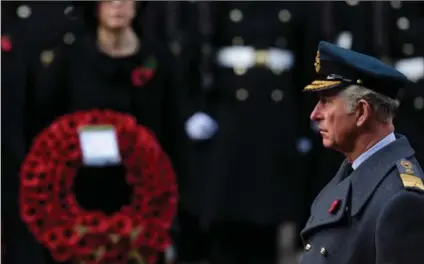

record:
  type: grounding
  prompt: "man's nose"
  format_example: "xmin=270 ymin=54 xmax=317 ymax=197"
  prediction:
xmin=310 ymin=104 xmax=321 ymax=121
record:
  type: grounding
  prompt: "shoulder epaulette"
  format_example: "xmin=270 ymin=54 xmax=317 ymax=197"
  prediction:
xmin=395 ymin=159 xmax=424 ymax=191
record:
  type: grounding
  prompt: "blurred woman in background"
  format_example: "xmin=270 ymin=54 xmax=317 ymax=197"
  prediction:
xmin=29 ymin=0 xmax=172 ymax=141
xmin=26 ymin=1 xmax=187 ymax=263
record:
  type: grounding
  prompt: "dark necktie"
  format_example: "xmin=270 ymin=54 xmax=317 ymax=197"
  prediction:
xmin=341 ymin=163 xmax=354 ymax=181
xmin=347 ymin=164 xmax=354 ymax=175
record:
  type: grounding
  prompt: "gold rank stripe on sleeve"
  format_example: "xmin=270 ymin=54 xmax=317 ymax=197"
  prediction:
xmin=400 ymin=174 xmax=424 ymax=191
xmin=304 ymin=80 xmax=342 ymax=91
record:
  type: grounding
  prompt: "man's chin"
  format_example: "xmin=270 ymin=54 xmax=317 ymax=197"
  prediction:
xmin=322 ymin=138 xmax=334 ymax=149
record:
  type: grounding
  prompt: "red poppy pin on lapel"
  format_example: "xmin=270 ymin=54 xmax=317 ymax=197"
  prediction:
xmin=131 ymin=56 xmax=157 ymax=87
xmin=329 ymin=199 xmax=341 ymax=214
xmin=1 ymin=36 xmax=12 ymax=52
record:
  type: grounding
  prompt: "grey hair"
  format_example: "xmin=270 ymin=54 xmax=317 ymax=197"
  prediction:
xmin=340 ymin=85 xmax=400 ymax=123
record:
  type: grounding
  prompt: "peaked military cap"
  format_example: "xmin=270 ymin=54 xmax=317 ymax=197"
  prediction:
xmin=304 ymin=41 xmax=410 ymax=99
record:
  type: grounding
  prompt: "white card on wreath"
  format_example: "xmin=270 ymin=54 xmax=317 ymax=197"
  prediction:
xmin=78 ymin=125 xmax=121 ymax=166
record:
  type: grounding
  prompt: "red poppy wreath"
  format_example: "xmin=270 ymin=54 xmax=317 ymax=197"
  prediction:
xmin=20 ymin=109 xmax=178 ymax=264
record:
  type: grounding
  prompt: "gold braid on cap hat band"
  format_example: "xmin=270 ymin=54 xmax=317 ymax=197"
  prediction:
xmin=304 ymin=80 xmax=342 ymax=91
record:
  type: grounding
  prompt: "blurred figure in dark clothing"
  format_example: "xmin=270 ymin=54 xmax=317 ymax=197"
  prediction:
xmin=1 ymin=13 xmax=48 ymax=264
xmin=1 ymin=1 xmax=81 ymax=54
xmin=174 ymin=2 xmax=312 ymax=264
xmin=1 ymin=2 xmax=82 ymax=264
xmin=388 ymin=1 xmax=424 ymax=167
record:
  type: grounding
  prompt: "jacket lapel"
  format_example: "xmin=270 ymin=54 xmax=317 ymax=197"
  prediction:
xmin=300 ymin=162 xmax=351 ymax=238
xmin=350 ymin=135 xmax=415 ymax=216
xmin=301 ymin=135 xmax=415 ymax=240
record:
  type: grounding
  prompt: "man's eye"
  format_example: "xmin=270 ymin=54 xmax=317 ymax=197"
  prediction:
xmin=322 ymin=98 xmax=332 ymax=105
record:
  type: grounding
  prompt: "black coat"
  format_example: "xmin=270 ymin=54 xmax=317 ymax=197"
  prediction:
xmin=182 ymin=2 xmax=310 ymax=225
xmin=2 ymin=3 xmax=82 ymax=264
xmin=300 ymin=135 xmax=424 ymax=264
xmin=1 ymin=13 xmax=49 ymax=264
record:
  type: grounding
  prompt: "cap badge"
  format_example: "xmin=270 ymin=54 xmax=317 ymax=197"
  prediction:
xmin=314 ymin=50 xmax=321 ymax=73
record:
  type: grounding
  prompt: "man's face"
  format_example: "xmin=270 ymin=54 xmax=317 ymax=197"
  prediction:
xmin=98 ymin=0 xmax=136 ymax=30
xmin=310 ymin=90 xmax=358 ymax=152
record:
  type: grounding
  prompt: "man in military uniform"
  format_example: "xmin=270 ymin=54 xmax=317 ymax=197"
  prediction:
xmin=301 ymin=1 xmax=389 ymax=213
xmin=175 ymin=2 xmax=312 ymax=264
xmin=300 ymin=41 xmax=424 ymax=264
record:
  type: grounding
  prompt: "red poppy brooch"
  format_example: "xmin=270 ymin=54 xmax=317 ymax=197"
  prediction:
xmin=20 ymin=109 xmax=178 ymax=264
xmin=131 ymin=56 xmax=157 ymax=87
xmin=328 ymin=199 xmax=341 ymax=214
xmin=1 ymin=35 xmax=12 ymax=52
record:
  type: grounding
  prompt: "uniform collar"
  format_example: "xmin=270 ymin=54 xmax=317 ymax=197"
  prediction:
xmin=349 ymin=134 xmax=415 ymax=216
xmin=352 ymin=132 xmax=396 ymax=170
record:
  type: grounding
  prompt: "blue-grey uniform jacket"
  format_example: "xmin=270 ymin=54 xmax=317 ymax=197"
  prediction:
xmin=300 ymin=134 xmax=424 ymax=264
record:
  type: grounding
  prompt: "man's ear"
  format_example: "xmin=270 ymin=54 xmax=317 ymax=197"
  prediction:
xmin=355 ymin=99 xmax=372 ymax=127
